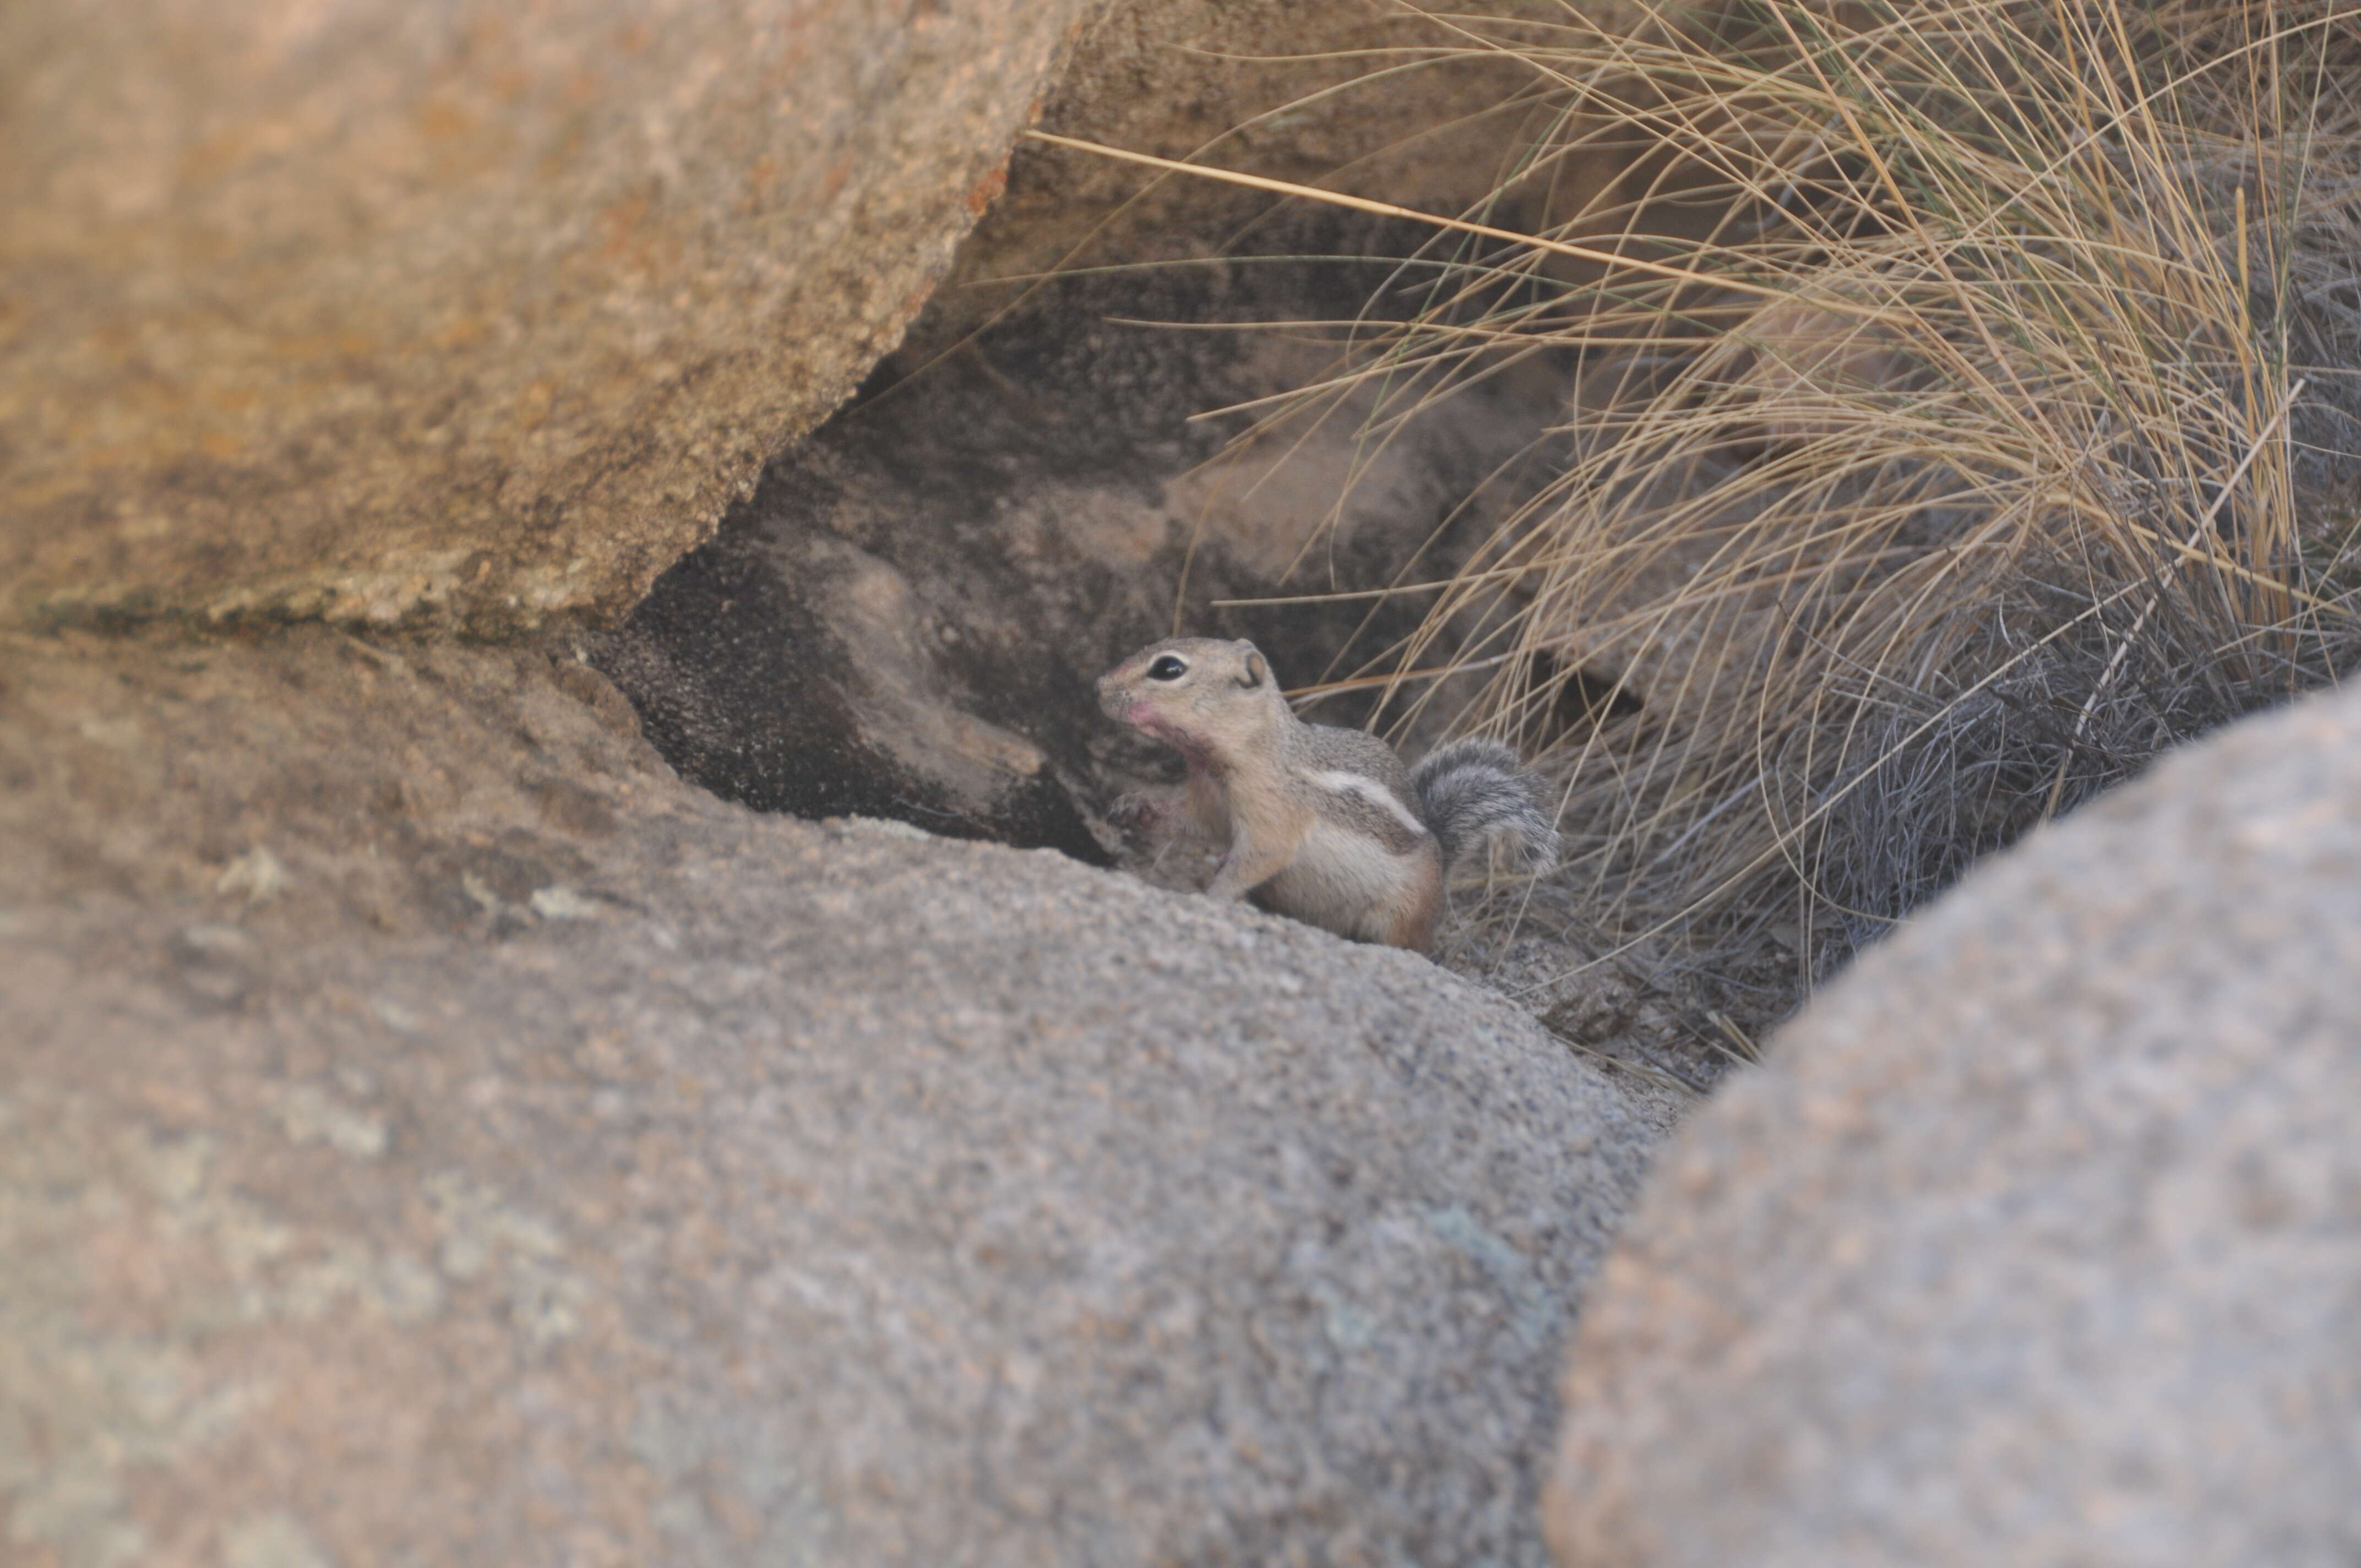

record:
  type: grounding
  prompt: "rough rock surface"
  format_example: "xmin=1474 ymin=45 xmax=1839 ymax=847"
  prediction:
xmin=908 ymin=0 xmax=1545 ymax=355
xmin=0 ymin=0 xmax=1552 ymax=636
xmin=1 ymin=628 xmax=1676 ymax=1567
xmin=1544 ymin=685 xmax=2361 ymax=1567
xmin=1 ymin=0 xmax=1098 ymax=630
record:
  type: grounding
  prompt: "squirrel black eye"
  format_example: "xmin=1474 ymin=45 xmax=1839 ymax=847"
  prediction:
xmin=1147 ymin=655 xmax=1188 ymax=681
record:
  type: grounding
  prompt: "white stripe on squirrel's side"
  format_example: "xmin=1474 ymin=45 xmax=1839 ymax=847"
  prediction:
xmin=1308 ymin=770 xmax=1432 ymax=842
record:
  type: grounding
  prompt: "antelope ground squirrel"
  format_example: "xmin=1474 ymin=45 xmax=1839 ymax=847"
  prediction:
xmin=1097 ymin=636 xmax=1560 ymax=951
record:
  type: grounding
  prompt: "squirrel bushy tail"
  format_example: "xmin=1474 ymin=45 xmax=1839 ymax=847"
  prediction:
xmin=1408 ymin=738 xmax=1562 ymax=875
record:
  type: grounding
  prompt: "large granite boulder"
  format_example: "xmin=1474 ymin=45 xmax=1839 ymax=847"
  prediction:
xmin=0 ymin=0 xmax=1098 ymax=631
xmin=0 ymin=0 xmax=1538 ymax=637
xmin=1544 ymin=686 xmax=2361 ymax=1566
xmin=0 ymin=627 xmax=1675 ymax=1566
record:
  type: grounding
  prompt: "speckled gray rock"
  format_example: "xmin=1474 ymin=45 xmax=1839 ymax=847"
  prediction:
xmin=1544 ymin=687 xmax=2361 ymax=1567
xmin=0 ymin=628 xmax=1674 ymax=1567
xmin=0 ymin=0 xmax=1096 ymax=630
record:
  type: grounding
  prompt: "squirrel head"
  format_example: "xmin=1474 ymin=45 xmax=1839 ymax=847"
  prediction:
xmin=1097 ymin=636 xmax=1289 ymax=766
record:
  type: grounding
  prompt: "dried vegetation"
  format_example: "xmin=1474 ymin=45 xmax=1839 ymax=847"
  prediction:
xmin=1084 ymin=0 xmax=2361 ymax=1021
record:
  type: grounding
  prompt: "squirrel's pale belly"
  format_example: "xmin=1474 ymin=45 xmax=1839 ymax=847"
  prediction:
xmin=1255 ymin=818 xmax=1440 ymax=945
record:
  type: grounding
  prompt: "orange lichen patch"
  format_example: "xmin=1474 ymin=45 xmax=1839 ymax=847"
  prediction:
xmin=181 ymin=129 xmax=252 ymax=187
xmin=764 ymin=36 xmax=815 ymax=94
xmin=513 ymin=379 xmax=558 ymax=429
xmin=270 ymin=331 xmax=382 ymax=362
xmin=429 ymin=315 xmax=490 ymax=351
xmin=819 ymin=155 xmax=852 ymax=205
xmin=460 ymin=14 xmax=514 ymax=64
xmin=179 ymin=112 xmax=321 ymax=187
xmin=414 ymin=97 xmax=478 ymax=145
xmin=90 ymin=320 xmax=143 ymax=358
xmin=742 ymin=155 xmax=782 ymax=215
xmin=537 ymin=123 xmax=590 ymax=181
xmin=596 ymin=195 xmax=655 ymax=262
xmin=966 ymin=159 xmax=1010 ymax=217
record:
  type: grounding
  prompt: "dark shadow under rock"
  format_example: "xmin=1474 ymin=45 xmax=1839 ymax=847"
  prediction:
xmin=594 ymin=522 xmax=1113 ymax=865
xmin=594 ymin=226 xmax=1577 ymax=865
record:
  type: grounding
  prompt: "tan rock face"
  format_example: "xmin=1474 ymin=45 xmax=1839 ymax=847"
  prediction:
xmin=0 ymin=0 xmax=1094 ymax=630
xmin=0 ymin=627 xmax=1677 ymax=1564
xmin=1543 ymin=684 xmax=2361 ymax=1567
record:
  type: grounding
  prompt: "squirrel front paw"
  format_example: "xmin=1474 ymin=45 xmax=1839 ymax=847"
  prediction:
xmin=1106 ymin=792 xmax=1165 ymax=834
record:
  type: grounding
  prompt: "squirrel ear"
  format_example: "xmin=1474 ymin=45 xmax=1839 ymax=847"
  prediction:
xmin=1238 ymin=648 xmax=1267 ymax=689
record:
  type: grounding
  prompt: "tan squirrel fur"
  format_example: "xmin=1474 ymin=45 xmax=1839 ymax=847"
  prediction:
xmin=1097 ymin=636 xmax=1559 ymax=951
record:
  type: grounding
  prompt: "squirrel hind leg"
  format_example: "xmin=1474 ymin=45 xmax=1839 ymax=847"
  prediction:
xmin=1382 ymin=848 xmax=1443 ymax=951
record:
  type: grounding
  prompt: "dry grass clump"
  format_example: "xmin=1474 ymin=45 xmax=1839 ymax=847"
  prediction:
xmin=1129 ymin=0 xmax=2361 ymax=993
